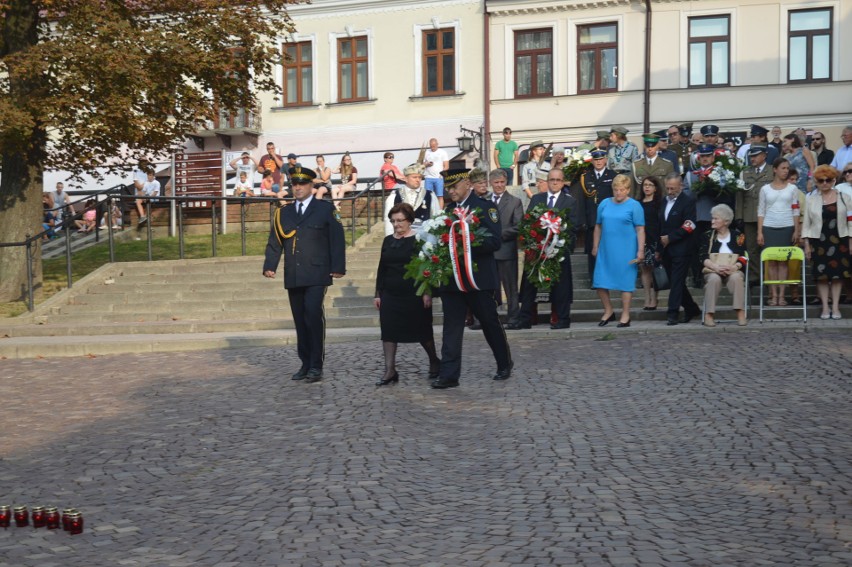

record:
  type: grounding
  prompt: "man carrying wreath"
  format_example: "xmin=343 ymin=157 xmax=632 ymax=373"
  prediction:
xmin=431 ymin=168 xmax=513 ymax=389
xmin=516 ymin=168 xmax=580 ymax=330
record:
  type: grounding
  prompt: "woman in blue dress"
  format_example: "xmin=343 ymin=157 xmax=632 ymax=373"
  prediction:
xmin=592 ymin=174 xmax=646 ymax=327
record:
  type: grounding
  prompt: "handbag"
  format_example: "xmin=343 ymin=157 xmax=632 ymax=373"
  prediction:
xmin=702 ymin=252 xmax=739 ymax=274
xmin=652 ymin=264 xmax=670 ymax=290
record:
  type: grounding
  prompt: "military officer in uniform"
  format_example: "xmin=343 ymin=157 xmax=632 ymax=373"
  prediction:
xmin=737 ymin=124 xmax=780 ymax=165
xmin=570 ymin=148 xmax=615 ymax=279
xmin=736 ymin=144 xmax=774 ymax=283
xmin=631 ymin=133 xmax=675 ymax=197
xmin=669 ymin=122 xmax=697 ymax=175
xmin=655 ymin=129 xmax=681 ymax=176
xmin=263 ymin=167 xmax=346 ymax=383
xmin=607 ymin=125 xmax=640 ymax=175
xmin=431 ymin=168 xmax=513 ymax=389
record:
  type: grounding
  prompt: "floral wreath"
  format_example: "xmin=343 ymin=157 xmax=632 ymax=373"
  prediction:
xmin=517 ymin=203 xmax=573 ymax=292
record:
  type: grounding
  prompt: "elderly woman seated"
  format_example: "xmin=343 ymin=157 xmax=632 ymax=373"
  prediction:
xmin=699 ymin=204 xmax=748 ymax=327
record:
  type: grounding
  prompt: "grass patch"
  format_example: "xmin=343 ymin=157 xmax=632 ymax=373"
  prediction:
xmin=1 ymin=228 xmax=366 ymax=318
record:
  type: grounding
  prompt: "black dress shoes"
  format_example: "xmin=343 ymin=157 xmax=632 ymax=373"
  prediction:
xmin=550 ymin=322 xmax=570 ymax=329
xmin=291 ymin=367 xmax=309 ymax=380
xmin=680 ymin=311 xmax=700 ymax=324
xmin=375 ymin=371 xmax=399 ymax=387
xmin=304 ymin=368 xmax=323 ymax=383
xmin=469 ymin=323 xmax=482 ymax=330
xmin=506 ymin=323 xmax=531 ymax=330
xmin=430 ymin=379 xmax=459 ymax=389
xmin=493 ymin=361 xmax=514 ymax=381
xmin=598 ymin=313 xmax=616 ymax=327
xmin=428 ymin=361 xmax=441 ymax=381
xmin=666 ymin=318 xmax=679 ymax=326
xmin=617 ymin=319 xmax=631 ymax=328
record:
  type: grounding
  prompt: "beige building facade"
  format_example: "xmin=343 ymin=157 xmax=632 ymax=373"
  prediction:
xmin=486 ymin=0 xmax=852 ymax=154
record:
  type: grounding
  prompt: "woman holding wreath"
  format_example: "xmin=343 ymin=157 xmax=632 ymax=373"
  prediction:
xmin=374 ymin=203 xmax=441 ymax=386
xmin=699 ymin=204 xmax=748 ymax=327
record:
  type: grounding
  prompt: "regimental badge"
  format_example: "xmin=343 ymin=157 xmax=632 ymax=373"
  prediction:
xmin=488 ymin=208 xmax=499 ymax=223
xmin=333 ymin=210 xmax=342 ymax=224
xmin=736 ymin=233 xmax=745 ymax=247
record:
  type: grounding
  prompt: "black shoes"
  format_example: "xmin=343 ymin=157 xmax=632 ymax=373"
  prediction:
xmin=375 ymin=371 xmax=399 ymax=387
xmin=493 ymin=361 xmax=514 ymax=381
xmin=469 ymin=323 xmax=482 ymax=330
xmin=617 ymin=319 xmax=631 ymax=328
xmin=304 ymin=368 xmax=323 ymax=383
xmin=430 ymin=379 xmax=459 ymax=389
xmin=550 ymin=322 xmax=570 ymax=329
xmin=598 ymin=313 xmax=616 ymax=327
xmin=680 ymin=310 xmax=700 ymax=324
xmin=291 ymin=367 xmax=308 ymax=380
xmin=428 ymin=361 xmax=441 ymax=381
xmin=506 ymin=323 xmax=531 ymax=330
xmin=666 ymin=318 xmax=679 ymax=326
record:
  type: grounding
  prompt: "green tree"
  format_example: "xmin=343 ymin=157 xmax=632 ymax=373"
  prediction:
xmin=0 ymin=0 xmax=296 ymax=302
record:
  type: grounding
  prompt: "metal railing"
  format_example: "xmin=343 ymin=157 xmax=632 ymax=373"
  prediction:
xmin=1 ymin=178 xmax=388 ymax=312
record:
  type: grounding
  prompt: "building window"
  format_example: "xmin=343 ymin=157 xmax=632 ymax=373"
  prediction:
xmin=577 ymin=23 xmax=617 ymax=93
xmin=688 ymin=16 xmax=730 ymax=87
xmin=514 ymin=29 xmax=552 ymax=98
xmin=282 ymin=41 xmax=312 ymax=106
xmin=337 ymin=36 xmax=369 ymax=102
xmin=788 ymin=8 xmax=832 ymax=82
xmin=423 ymin=28 xmax=455 ymax=96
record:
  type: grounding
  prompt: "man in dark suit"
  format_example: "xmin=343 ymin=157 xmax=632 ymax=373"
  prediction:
xmin=489 ymin=169 xmax=524 ymax=328
xmin=263 ymin=167 xmax=346 ymax=383
xmin=432 ymin=168 xmax=513 ymax=389
xmin=517 ymin=168 xmax=580 ymax=330
xmin=569 ymin=148 xmax=614 ymax=279
xmin=657 ymin=172 xmax=701 ymax=325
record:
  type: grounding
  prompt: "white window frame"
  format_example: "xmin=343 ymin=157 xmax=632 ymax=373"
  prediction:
xmin=679 ymin=8 xmax=736 ymax=89
xmin=412 ymin=19 xmax=462 ymax=97
xmin=567 ymin=15 xmax=623 ymax=96
xmin=328 ymin=28 xmax=374 ymax=103
xmin=275 ymin=33 xmax=318 ymax=107
xmin=779 ymin=1 xmax=839 ymax=84
xmin=503 ymin=22 xmax=559 ymax=99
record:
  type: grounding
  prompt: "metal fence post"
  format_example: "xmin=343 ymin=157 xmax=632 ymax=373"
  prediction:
xmin=178 ymin=199 xmax=185 ymax=259
xmin=64 ymin=220 xmax=73 ymax=289
xmin=145 ymin=198 xmax=153 ymax=261
xmin=107 ymin=195 xmax=115 ymax=263
xmin=211 ymin=199 xmax=217 ymax=257
xmin=240 ymin=199 xmax=247 ymax=256
xmin=25 ymin=235 xmax=34 ymax=312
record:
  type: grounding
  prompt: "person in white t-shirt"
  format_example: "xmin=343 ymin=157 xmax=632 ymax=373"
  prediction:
xmin=423 ymin=138 xmax=449 ymax=208
xmin=136 ymin=170 xmax=160 ymax=225
xmin=229 ymin=152 xmax=258 ymax=187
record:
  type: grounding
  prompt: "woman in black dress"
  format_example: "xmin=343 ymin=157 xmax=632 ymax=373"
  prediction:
xmin=374 ymin=203 xmax=440 ymax=386
xmin=638 ymin=176 xmax=663 ymax=310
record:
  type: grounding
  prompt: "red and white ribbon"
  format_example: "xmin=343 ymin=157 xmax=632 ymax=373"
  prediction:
xmin=537 ymin=211 xmax=563 ymax=261
xmin=449 ymin=207 xmax=480 ymax=292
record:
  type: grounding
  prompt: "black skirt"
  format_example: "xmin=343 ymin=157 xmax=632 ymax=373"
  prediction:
xmin=376 ymin=235 xmax=434 ymax=343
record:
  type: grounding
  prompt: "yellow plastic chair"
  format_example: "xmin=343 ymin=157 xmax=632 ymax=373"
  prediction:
xmin=758 ymin=246 xmax=807 ymax=323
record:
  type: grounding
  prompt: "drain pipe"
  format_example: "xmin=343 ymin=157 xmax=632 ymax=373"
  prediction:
xmin=483 ymin=3 xmax=491 ymax=169
xmin=643 ymin=0 xmax=652 ymax=134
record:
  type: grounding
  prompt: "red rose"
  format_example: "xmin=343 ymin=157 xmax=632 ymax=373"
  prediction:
xmin=519 ymin=236 xmax=525 ymax=243
xmin=444 ymin=218 xmax=453 ymax=227
xmin=530 ymin=229 xmax=538 ymax=238
xmin=431 ymin=255 xmax=440 ymax=263
xmin=472 ymin=215 xmax=479 ymax=223
xmin=440 ymin=233 xmax=450 ymax=243
xmin=423 ymin=269 xmax=431 ymax=277
xmin=469 ymin=234 xmax=475 ymax=242
xmin=524 ymin=214 xmax=531 ymax=220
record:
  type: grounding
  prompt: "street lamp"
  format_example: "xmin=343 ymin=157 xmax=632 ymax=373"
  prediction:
xmin=456 ymin=124 xmax=487 ymax=168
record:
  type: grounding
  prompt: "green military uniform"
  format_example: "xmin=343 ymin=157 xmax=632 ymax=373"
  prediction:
xmin=631 ymin=135 xmax=674 ymax=198
xmin=669 ymin=123 xmax=697 ymax=175
xmin=736 ymin=145 xmax=775 ymax=282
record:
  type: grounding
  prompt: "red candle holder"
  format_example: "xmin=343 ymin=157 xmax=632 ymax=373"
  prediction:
xmin=66 ymin=511 xmax=83 ymax=535
xmin=13 ymin=506 xmax=29 ymax=527
xmin=0 ymin=505 xmax=10 ymax=528
xmin=31 ymin=506 xmax=46 ymax=528
xmin=61 ymin=508 xmax=76 ymax=531
xmin=45 ymin=507 xmax=60 ymax=530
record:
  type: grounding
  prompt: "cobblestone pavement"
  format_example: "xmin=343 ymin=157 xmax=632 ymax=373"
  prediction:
xmin=1 ymin=329 xmax=850 ymax=567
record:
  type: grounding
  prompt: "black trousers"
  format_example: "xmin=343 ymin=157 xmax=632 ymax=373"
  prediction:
xmin=439 ymin=290 xmax=512 ymax=383
xmin=288 ymin=285 xmax=327 ymax=370
xmin=518 ymin=261 xmax=573 ymax=326
xmin=496 ymin=257 xmax=520 ymax=325
xmin=663 ymin=252 xmax=699 ymax=318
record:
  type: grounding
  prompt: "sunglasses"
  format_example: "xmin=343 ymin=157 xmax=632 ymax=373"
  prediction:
xmin=815 ymin=178 xmax=835 ymax=184
xmin=844 ymin=170 xmax=852 ymax=175
xmin=385 ymin=155 xmax=394 ymax=159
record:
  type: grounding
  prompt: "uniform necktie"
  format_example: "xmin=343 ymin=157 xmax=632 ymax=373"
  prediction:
xmin=548 ymin=195 xmax=555 ymax=208
xmin=493 ymin=195 xmax=500 ymax=205
xmin=297 ymin=202 xmax=303 ymax=216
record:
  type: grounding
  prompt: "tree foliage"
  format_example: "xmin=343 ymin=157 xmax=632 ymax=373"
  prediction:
xmin=0 ymin=0 xmax=298 ymax=301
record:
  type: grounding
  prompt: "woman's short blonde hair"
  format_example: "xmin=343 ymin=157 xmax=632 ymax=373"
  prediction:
xmin=813 ymin=164 xmax=840 ymax=182
xmin=612 ymin=174 xmax=633 ymax=193
xmin=710 ymin=203 xmax=734 ymax=224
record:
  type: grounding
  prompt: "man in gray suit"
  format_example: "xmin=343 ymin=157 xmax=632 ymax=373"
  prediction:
xmin=489 ymin=169 xmax=524 ymax=329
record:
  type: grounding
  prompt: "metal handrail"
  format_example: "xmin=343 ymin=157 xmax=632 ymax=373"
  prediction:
xmin=2 ymin=181 xmax=386 ymax=312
